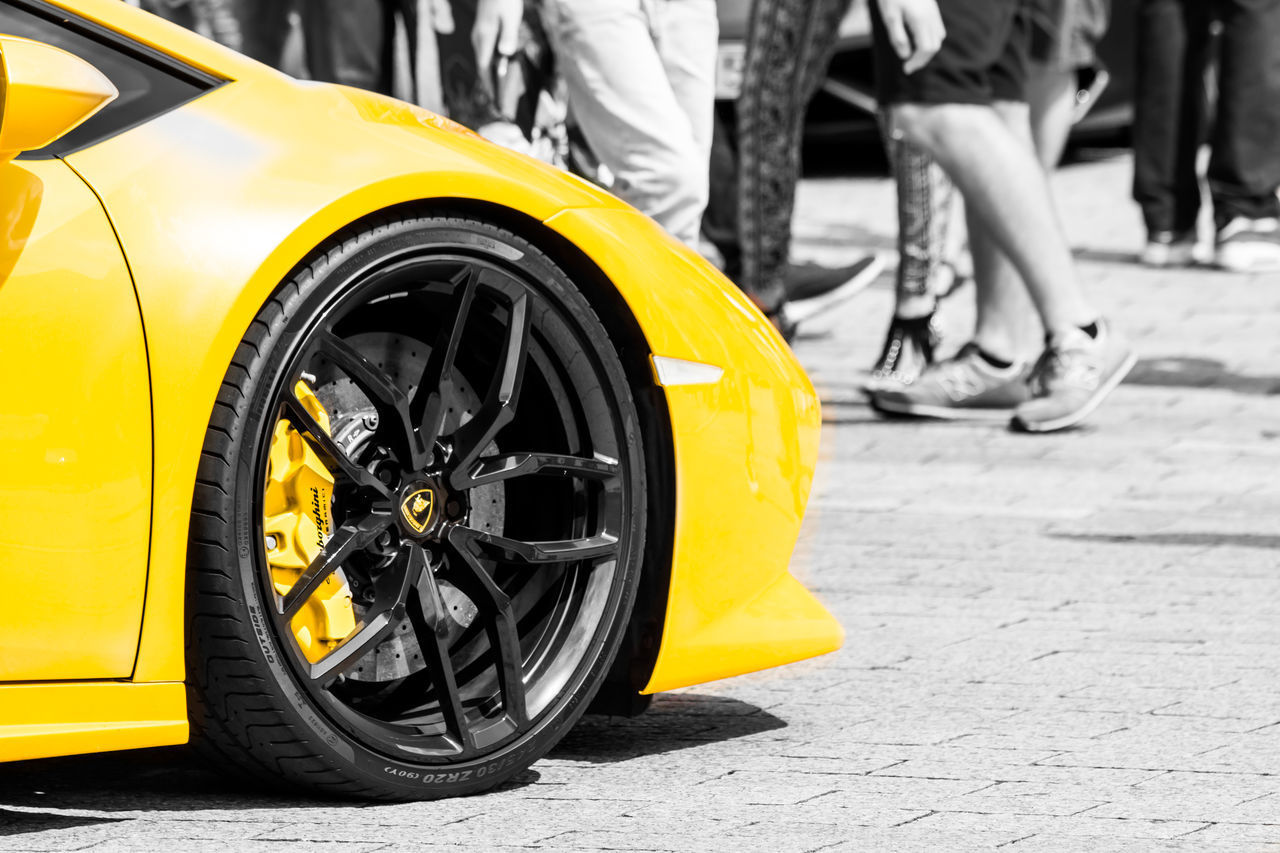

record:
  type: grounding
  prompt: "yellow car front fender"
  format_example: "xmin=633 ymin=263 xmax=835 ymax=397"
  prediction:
xmin=545 ymin=208 xmax=842 ymax=692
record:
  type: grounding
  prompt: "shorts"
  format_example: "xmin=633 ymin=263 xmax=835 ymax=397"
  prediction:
xmin=871 ymin=0 xmax=1033 ymax=106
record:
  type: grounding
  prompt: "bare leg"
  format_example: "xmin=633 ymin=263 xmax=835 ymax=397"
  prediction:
xmin=890 ymin=102 xmax=1095 ymax=340
xmin=1028 ymin=61 xmax=1077 ymax=170
xmin=969 ymin=100 xmax=1041 ymax=363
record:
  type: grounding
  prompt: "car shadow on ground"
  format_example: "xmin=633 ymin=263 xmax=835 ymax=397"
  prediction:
xmin=0 ymin=807 xmax=124 ymax=837
xmin=0 ymin=695 xmax=780 ymax=818
xmin=553 ymin=693 xmax=786 ymax=764
xmin=0 ymin=746 xmax=545 ymax=821
xmin=0 ymin=746 xmax=330 ymax=819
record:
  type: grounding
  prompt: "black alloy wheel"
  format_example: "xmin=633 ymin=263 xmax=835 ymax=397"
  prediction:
xmin=186 ymin=214 xmax=647 ymax=800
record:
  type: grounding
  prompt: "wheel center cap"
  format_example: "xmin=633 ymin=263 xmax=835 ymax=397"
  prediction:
xmin=399 ymin=481 xmax=439 ymax=536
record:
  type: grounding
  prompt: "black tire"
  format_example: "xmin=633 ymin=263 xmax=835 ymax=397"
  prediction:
xmin=186 ymin=214 xmax=646 ymax=800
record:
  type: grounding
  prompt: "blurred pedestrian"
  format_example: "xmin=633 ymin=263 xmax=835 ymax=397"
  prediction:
xmin=435 ymin=0 xmax=512 ymax=131
xmin=1133 ymin=0 xmax=1280 ymax=271
xmin=703 ymin=0 xmax=884 ymax=339
xmin=869 ymin=0 xmax=1109 ymax=389
xmin=473 ymin=0 xmax=718 ymax=249
xmin=866 ymin=0 xmax=1133 ymax=433
xmin=431 ymin=0 xmax=558 ymax=158
xmin=139 ymin=0 xmax=240 ymax=47
xmin=229 ymin=0 xmax=418 ymax=97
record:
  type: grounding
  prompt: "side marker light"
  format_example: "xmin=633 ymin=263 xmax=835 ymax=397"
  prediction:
xmin=651 ymin=356 xmax=725 ymax=387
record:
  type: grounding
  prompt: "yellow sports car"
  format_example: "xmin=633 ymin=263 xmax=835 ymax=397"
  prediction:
xmin=0 ymin=0 xmax=841 ymax=799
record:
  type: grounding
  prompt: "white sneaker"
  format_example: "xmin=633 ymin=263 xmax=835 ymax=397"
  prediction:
xmin=1216 ymin=217 xmax=1280 ymax=273
xmin=1011 ymin=319 xmax=1136 ymax=434
xmin=1140 ymin=230 xmax=1197 ymax=268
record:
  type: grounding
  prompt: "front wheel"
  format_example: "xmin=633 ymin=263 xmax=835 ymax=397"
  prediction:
xmin=186 ymin=214 xmax=647 ymax=800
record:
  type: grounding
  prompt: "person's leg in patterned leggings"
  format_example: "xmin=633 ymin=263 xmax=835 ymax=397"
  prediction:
xmin=867 ymin=125 xmax=959 ymax=388
xmin=735 ymin=0 xmax=850 ymax=331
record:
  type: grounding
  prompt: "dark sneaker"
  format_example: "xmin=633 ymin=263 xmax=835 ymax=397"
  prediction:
xmin=1011 ymin=319 xmax=1135 ymax=433
xmin=1216 ymin=217 xmax=1280 ymax=272
xmin=865 ymin=313 xmax=942 ymax=391
xmin=785 ymin=253 xmax=884 ymax=324
xmin=1140 ymin=229 xmax=1197 ymax=268
xmin=870 ymin=344 xmax=1029 ymax=420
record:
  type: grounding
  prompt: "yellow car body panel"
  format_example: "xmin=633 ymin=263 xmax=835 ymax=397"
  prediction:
xmin=544 ymin=210 xmax=840 ymax=692
xmin=0 ymin=682 xmax=186 ymax=763
xmin=0 ymin=0 xmax=841 ymax=759
xmin=0 ymin=157 xmax=152 ymax=681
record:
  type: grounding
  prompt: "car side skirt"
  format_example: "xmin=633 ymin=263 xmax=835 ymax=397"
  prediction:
xmin=0 ymin=682 xmax=187 ymax=762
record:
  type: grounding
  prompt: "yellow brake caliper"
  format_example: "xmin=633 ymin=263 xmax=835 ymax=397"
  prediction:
xmin=264 ymin=382 xmax=357 ymax=663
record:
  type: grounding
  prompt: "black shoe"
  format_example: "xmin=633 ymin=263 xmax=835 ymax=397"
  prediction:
xmin=785 ymin=253 xmax=884 ymax=324
xmin=866 ymin=313 xmax=941 ymax=391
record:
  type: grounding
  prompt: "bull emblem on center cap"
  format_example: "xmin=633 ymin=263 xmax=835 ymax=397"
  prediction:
xmin=401 ymin=488 xmax=435 ymax=534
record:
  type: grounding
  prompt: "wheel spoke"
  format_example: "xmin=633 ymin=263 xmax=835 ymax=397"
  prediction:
xmin=444 ymin=529 xmax=528 ymax=726
xmin=278 ymin=396 xmax=394 ymax=499
xmin=314 ymin=331 xmax=424 ymax=469
xmin=280 ymin=513 xmax=393 ymax=620
xmin=411 ymin=266 xmax=477 ymax=450
xmin=310 ymin=605 xmax=401 ymax=684
xmin=407 ymin=546 xmax=474 ymax=753
xmin=455 ymin=452 xmax=620 ymax=490
xmin=451 ymin=524 xmax=619 ymax=565
xmin=309 ymin=542 xmax=418 ymax=685
xmin=448 ymin=293 xmax=531 ymax=490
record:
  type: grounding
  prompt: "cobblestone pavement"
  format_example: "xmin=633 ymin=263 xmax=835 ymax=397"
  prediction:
xmin=3 ymin=152 xmax=1279 ymax=852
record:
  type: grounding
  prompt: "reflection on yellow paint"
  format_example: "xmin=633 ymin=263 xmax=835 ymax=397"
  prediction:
xmin=0 ymin=163 xmax=42 ymax=288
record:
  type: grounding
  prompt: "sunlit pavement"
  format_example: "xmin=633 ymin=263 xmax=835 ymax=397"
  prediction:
xmin=2 ymin=151 xmax=1278 ymax=851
